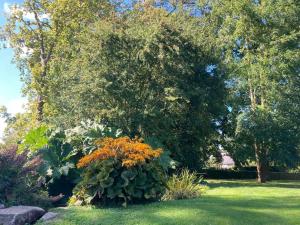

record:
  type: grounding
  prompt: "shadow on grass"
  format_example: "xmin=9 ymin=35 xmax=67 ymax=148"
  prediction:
xmin=126 ymin=195 xmax=300 ymax=225
xmin=208 ymin=180 xmax=300 ymax=189
xmin=46 ymin=181 xmax=300 ymax=225
xmin=55 ymin=195 xmax=300 ymax=225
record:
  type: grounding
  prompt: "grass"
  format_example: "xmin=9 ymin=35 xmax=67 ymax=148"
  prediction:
xmin=38 ymin=180 xmax=300 ymax=225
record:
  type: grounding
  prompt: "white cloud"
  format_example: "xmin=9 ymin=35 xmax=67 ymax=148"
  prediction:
xmin=3 ymin=2 xmax=10 ymax=14
xmin=3 ymin=2 xmax=50 ymax=21
xmin=6 ymin=98 xmax=27 ymax=115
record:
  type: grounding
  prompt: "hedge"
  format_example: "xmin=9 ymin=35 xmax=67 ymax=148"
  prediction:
xmin=200 ymin=169 xmax=300 ymax=180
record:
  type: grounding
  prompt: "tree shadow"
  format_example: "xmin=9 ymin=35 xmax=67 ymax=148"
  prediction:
xmin=46 ymin=182 xmax=300 ymax=225
xmin=208 ymin=180 xmax=300 ymax=189
xmin=127 ymin=195 xmax=300 ymax=225
xmin=46 ymin=195 xmax=300 ymax=225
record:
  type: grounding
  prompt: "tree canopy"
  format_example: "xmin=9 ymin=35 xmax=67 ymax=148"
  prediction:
xmin=1 ymin=0 xmax=299 ymax=181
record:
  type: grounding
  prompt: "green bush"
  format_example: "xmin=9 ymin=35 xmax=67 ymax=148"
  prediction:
xmin=162 ymin=169 xmax=205 ymax=201
xmin=72 ymin=160 xmax=167 ymax=207
xmin=70 ymin=137 xmax=167 ymax=207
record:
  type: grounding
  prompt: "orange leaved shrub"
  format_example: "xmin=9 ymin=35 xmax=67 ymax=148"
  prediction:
xmin=77 ymin=137 xmax=162 ymax=168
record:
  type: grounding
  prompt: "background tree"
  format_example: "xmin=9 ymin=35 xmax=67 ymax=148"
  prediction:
xmin=200 ymin=0 xmax=300 ymax=182
xmin=3 ymin=0 xmax=114 ymax=121
xmin=0 ymin=105 xmax=37 ymax=146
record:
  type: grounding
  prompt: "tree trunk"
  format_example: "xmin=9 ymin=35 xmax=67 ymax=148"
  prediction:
xmin=37 ymin=66 xmax=47 ymax=122
xmin=249 ymin=83 xmax=269 ymax=183
xmin=37 ymin=95 xmax=44 ymax=122
xmin=254 ymin=141 xmax=268 ymax=183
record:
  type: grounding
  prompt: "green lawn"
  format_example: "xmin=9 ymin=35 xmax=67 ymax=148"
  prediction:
xmin=39 ymin=180 xmax=300 ymax=225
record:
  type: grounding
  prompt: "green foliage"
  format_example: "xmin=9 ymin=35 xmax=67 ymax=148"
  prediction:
xmin=0 ymin=105 xmax=14 ymax=124
xmin=2 ymin=0 xmax=299 ymax=182
xmin=203 ymin=0 xmax=300 ymax=178
xmin=143 ymin=136 xmax=177 ymax=171
xmin=37 ymin=129 xmax=78 ymax=183
xmin=162 ymin=169 xmax=205 ymax=201
xmin=234 ymin=108 xmax=300 ymax=168
xmin=3 ymin=0 xmax=115 ymax=120
xmin=0 ymin=104 xmax=37 ymax=146
xmin=64 ymin=120 xmax=122 ymax=156
xmin=14 ymin=122 xmax=123 ymax=200
xmin=72 ymin=158 xmax=167 ymax=207
xmin=44 ymin=122 xmax=122 ymax=195
xmin=19 ymin=125 xmax=49 ymax=153
xmin=47 ymin=12 xmax=225 ymax=170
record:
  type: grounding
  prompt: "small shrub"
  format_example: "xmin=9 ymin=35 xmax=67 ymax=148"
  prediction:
xmin=162 ymin=169 xmax=205 ymax=201
xmin=0 ymin=146 xmax=51 ymax=208
xmin=72 ymin=137 xmax=167 ymax=207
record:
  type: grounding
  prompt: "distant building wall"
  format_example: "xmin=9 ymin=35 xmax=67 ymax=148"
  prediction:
xmin=220 ymin=152 xmax=235 ymax=169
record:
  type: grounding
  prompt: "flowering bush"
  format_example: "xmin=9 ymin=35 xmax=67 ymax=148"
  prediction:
xmin=77 ymin=137 xmax=162 ymax=168
xmin=72 ymin=137 xmax=167 ymax=206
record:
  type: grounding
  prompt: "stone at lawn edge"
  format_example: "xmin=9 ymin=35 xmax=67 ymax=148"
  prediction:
xmin=39 ymin=212 xmax=58 ymax=222
xmin=0 ymin=204 xmax=5 ymax=209
xmin=0 ymin=206 xmax=45 ymax=225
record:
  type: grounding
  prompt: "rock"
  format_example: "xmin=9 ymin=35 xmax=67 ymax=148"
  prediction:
xmin=0 ymin=204 xmax=5 ymax=209
xmin=39 ymin=212 xmax=58 ymax=222
xmin=0 ymin=206 xmax=45 ymax=225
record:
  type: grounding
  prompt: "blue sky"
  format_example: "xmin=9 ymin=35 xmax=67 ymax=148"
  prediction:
xmin=0 ymin=0 xmax=24 ymax=105
xmin=0 ymin=0 xmax=25 ymax=139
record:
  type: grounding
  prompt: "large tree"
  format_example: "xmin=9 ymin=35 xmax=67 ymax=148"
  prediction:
xmin=3 ymin=0 xmax=113 ymax=121
xmin=200 ymin=0 xmax=300 ymax=182
xmin=45 ymin=7 xmax=226 ymax=170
